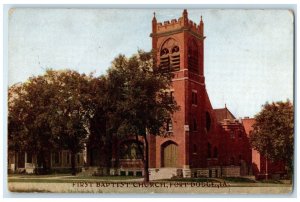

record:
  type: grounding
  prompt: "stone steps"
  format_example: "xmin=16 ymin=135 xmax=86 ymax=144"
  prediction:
xmin=78 ymin=167 xmax=99 ymax=176
xmin=149 ymin=168 xmax=179 ymax=180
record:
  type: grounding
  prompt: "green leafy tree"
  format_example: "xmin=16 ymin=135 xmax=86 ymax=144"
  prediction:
xmin=8 ymin=75 xmax=60 ymax=172
xmin=8 ymin=84 xmax=31 ymax=171
xmin=8 ymin=51 xmax=178 ymax=179
xmin=106 ymin=50 xmax=179 ymax=182
xmin=45 ymin=70 xmax=98 ymax=175
xmin=249 ymin=100 xmax=294 ymax=177
xmin=86 ymin=75 xmax=109 ymax=166
xmin=8 ymin=70 xmax=101 ymax=175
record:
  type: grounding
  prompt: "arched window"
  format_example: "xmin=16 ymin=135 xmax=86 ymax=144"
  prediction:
xmin=213 ymin=147 xmax=218 ymax=158
xmin=207 ymin=143 xmax=211 ymax=158
xmin=120 ymin=141 xmax=143 ymax=159
xmin=167 ymin=119 xmax=173 ymax=132
xmin=170 ymin=46 xmax=180 ymax=70
xmin=160 ymin=48 xmax=170 ymax=70
xmin=172 ymin=45 xmax=179 ymax=53
xmin=159 ymin=38 xmax=180 ymax=71
xmin=206 ymin=112 xmax=211 ymax=132
xmin=193 ymin=118 xmax=197 ymax=131
xmin=192 ymin=90 xmax=197 ymax=105
xmin=188 ymin=39 xmax=199 ymax=73
xmin=161 ymin=48 xmax=169 ymax=55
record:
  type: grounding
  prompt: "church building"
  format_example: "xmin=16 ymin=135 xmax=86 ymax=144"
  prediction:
xmin=11 ymin=9 xmax=281 ymax=180
xmin=146 ymin=10 xmax=252 ymax=179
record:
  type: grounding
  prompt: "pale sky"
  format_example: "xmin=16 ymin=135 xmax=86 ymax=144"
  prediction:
xmin=8 ymin=9 xmax=294 ymax=118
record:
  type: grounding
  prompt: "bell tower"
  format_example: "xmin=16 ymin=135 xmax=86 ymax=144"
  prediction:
xmin=151 ymin=9 xmax=205 ymax=78
xmin=149 ymin=9 xmax=208 ymax=178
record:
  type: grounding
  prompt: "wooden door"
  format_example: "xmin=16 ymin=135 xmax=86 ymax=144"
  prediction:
xmin=163 ymin=143 xmax=178 ymax=167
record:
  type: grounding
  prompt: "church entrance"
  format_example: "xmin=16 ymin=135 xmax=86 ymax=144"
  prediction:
xmin=161 ymin=141 xmax=178 ymax=167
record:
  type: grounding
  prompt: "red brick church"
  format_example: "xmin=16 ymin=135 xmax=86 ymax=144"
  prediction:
xmin=147 ymin=9 xmax=252 ymax=179
xmin=108 ymin=10 xmax=253 ymax=180
xmin=9 ymin=9 xmax=286 ymax=180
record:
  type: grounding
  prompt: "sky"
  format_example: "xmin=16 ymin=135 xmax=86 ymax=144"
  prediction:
xmin=8 ymin=9 xmax=294 ymax=118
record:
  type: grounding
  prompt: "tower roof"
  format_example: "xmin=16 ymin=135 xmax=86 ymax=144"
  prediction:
xmin=150 ymin=9 xmax=204 ymax=38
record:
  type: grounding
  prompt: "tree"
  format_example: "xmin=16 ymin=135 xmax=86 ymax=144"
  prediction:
xmin=8 ymin=51 xmax=178 ymax=179
xmin=85 ymin=75 xmax=111 ymax=169
xmin=249 ymin=100 xmax=294 ymax=178
xmin=46 ymin=70 xmax=99 ymax=175
xmin=8 ymin=76 xmax=60 ymax=172
xmin=106 ymin=50 xmax=179 ymax=182
xmin=8 ymin=83 xmax=31 ymax=171
xmin=8 ymin=69 xmax=100 ymax=175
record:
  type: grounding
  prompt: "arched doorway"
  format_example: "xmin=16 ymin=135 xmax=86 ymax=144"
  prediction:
xmin=161 ymin=141 xmax=178 ymax=167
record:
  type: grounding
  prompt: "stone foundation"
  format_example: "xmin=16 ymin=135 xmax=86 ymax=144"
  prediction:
xmin=82 ymin=166 xmax=242 ymax=179
xmin=221 ymin=166 xmax=240 ymax=177
xmin=191 ymin=166 xmax=241 ymax=178
xmin=110 ymin=168 xmax=144 ymax=177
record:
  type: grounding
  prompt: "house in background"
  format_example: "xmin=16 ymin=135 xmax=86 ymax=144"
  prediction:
xmin=8 ymin=150 xmax=85 ymax=174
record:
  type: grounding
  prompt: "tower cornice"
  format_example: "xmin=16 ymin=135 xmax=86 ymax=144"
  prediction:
xmin=150 ymin=28 xmax=205 ymax=41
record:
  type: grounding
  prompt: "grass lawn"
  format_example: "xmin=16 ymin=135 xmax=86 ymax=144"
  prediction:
xmin=259 ymin=179 xmax=284 ymax=184
xmin=8 ymin=174 xmax=292 ymax=187
xmin=8 ymin=174 xmax=142 ymax=183
xmin=8 ymin=173 xmax=71 ymax=178
xmin=222 ymin=177 xmax=256 ymax=183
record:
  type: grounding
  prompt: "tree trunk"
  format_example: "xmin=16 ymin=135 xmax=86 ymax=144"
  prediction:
xmin=286 ymin=160 xmax=292 ymax=182
xmin=143 ymin=134 xmax=150 ymax=183
xmin=35 ymin=151 xmax=49 ymax=174
xmin=71 ymin=151 xmax=76 ymax=176
xmin=39 ymin=150 xmax=48 ymax=174
xmin=265 ymin=156 xmax=268 ymax=180
xmin=14 ymin=151 xmax=17 ymax=172
xmin=105 ymin=132 xmax=113 ymax=175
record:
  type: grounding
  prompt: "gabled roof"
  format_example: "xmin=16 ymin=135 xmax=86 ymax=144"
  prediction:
xmin=241 ymin=118 xmax=256 ymax=137
xmin=213 ymin=107 xmax=236 ymax=123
